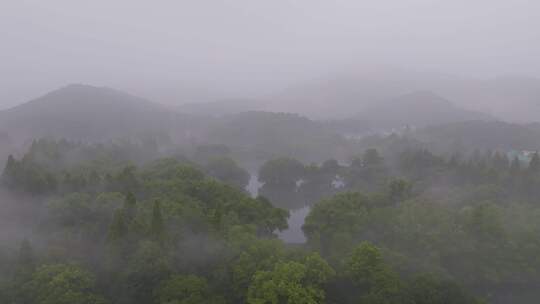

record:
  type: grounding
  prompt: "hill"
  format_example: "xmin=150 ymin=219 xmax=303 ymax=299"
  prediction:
xmin=204 ymin=111 xmax=350 ymax=163
xmin=0 ymin=84 xmax=195 ymax=143
xmin=268 ymin=66 xmax=540 ymax=122
xmin=414 ymin=120 xmax=540 ymax=153
xmin=176 ymin=98 xmax=264 ymax=116
xmin=354 ymin=91 xmax=492 ymax=129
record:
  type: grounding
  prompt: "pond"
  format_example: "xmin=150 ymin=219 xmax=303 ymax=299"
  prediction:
xmin=246 ymin=173 xmax=310 ymax=244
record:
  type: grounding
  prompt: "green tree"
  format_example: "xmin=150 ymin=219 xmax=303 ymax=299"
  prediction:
xmin=151 ymin=200 xmax=165 ymax=242
xmin=154 ymin=275 xmax=209 ymax=304
xmin=510 ymin=156 xmax=521 ymax=174
xmin=258 ymin=158 xmax=305 ymax=186
xmin=122 ymin=192 xmax=138 ymax=222
xmin=347 ymin=242 xmax=403 ymax=303
xmin=528 ymin=152 xmax=540 ymax=173
xmin=387 ymin=178 xmax=412 ymax=204
xmin=205 ymin=157 xmax=250 ymax=190
xmin=17 ymin=239 xmax=35 ymax=274
xmin=347 ymin=242 xmax=387 ymax=286
xmin=247 ymin=256 xmax=334 ymax=304
xmin=230 ymin=238 xmax=285 ymax=301
xmin=363 ymin=148 xmax=383 ymax=166
xmin=27 ymin=264 xmax=107 ymax=304
xmin=123 ymin=241 xmax=171 ymax=304
xmin=405 ymin=274 xmax=483 ymax=304
xmin=2 ymin=154 xmax=18 ymax=187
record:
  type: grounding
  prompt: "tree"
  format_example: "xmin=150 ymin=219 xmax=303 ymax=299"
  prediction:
xmin=8 ymin=239 xmax=37 ymax=304
xmin=302 ymin=192 xmax=371 ymax=257
xmin=123 ymin=241 xmax=171 ymax=304
xmin=258 ymin=158 xmax=305 ymax=186
xmin=347 ymin=242 xmax=403 ymax=303
xmin=1 ymin=155 xmax=57 ymax=194
xmin=112 ymin=166 xmax=139 ymax=193
xmin=151 ymin=200 xmax=165 ymax=242
xmin=491 ymin=152 xmax=509 ymax=171
xmin=347 ymin=242 xmax=387 ymax=286
xmin=405 ymin=274 xmax=483 ymax=304
xmin=231 ymin=238 xmax=285 ymax=301
xmin=194 ymin=144 xmax=231 ymax=163
xmin=363 ymin=149 xmax=383 ymax=166
xmin=2 ymin=154 xmax=18 ymax=187
xmin=246 ymin=254 xmax=334 ymax=304
xmin=205 ymin=157 xmax=250 ymax=190
xmin=27 ymin=264 xmax=107 ymax=304
xmin=387 ymin=178 xmax=412 ymax=204
xmin=528 ymin=152 xmax=540 ymax=173
xmin=17 ymin=239 xmax=35 ymax=273
xmin=346 ymin=149 xmax=388 ymax=192
xmin=510 ymin=156 xmax=521 ymax=174
xmin=154 ymin=275 xmax=209 ymax=304
xmin=123 ymin=192 xmax=137 ymax=222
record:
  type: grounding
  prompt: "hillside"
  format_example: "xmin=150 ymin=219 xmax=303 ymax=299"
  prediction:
xmin=354 ymin=91 xmax=492 ymax=129
xmin=204 ymin=111 xmax=350 ymax=162
xmin=414 ymin=120 xmax=540 ymax=153
xmin=0 ymin=84 xmax=195 ymax=143
xmin=176 ymin=98 xmax=264 ymax=116
xmin=268 ymin=66 xmax=540 ymax=122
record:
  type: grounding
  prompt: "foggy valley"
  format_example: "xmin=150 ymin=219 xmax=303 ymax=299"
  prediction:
xmin=2 ymin=1 xmax=540 ymax=303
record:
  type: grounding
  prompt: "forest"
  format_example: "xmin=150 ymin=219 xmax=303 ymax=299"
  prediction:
xmin=4 ymin=1 xmax=540 ymax=303
xmin=2 ymin=131 xmax=540 ymax=303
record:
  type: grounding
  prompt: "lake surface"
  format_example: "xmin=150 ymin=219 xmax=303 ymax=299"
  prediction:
xmin=246 ymin=173 xmax=310 ymax=244
xmin=277 ymin=206 xmax=310 ymax=243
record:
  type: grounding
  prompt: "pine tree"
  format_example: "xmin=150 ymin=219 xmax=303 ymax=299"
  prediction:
xmin=528 ymin=152 xmax=540 ymax=173
xmin=17 ymin=239 xmax=35 ymax=274
xmin=2 ymin=155 xmax=18 ymax=187
xmin=123 ymin=192 xmax=137 ymax=222
xmin=151 ymin=200 xmax=164 ymax=241
xmin=510 ymin=156 xmax=521 ymax=174
xmin=108 ymin=210 xmax=128 ymax=243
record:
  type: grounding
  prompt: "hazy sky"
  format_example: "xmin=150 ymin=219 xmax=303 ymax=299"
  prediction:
xmin=2 ymin=0 xmax=540 ymax=107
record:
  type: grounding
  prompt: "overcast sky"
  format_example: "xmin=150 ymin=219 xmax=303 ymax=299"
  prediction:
xmin=2 ymin=0 xmax=540 ymax=107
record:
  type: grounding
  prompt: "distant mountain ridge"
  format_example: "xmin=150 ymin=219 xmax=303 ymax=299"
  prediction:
xmin=265 ymin=66 xmax=540 ymax=122
xmin=414 ymin=120 xmax=540 ymax=152
xmin=354 ymin=91 xmax=493 ymax=128
xmin=0 ymin=84 xmax=193 ymax=143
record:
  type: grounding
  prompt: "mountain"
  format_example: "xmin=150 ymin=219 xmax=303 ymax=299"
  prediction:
xmin=268 ymin=66 xmax=540 ymax=122
xmin=438 ymin=76 xmax=540 ymax=123
xmin=177 ymin=98 xmax=265 ymax=116
xmin=414 ymin=120 xmax=540 ymax=153
xmin=267 ymin=66 xmax=470 ymax=118
xmin=204 ymin=111 xmax=350 ymax=163
xmin=354 ymin=91 xmax=493 ymax=129
xmin=0 ymin=84 xmax=195 ymax=143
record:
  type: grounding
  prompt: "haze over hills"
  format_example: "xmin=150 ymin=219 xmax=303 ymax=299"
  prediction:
xmin=414 ymin=120 xmax=540 ymax=153
xmin=177 ymin=98 xmax=265 ymax=116
xmin=0 ymin=84 xmax=196 ymax=143
xmin=205 ymin=111 xmax=350 ymax=162
xmin=354 ymin=91 xmax=493 ymax=129
xmin=1 ymin=80 xmax=537 ymax=161
xmin=438 ymin=75 xmax=540 ymax=122
xmin=260 ymin=67 xmax=540 ymax=122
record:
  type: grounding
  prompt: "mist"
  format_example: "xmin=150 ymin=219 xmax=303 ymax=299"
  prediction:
xmin=3 ymin=1 xmax=540 ymax=304
xmin=3 ymin=0 xmax=540 ymax=109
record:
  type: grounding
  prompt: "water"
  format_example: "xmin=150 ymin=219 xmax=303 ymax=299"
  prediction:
xmin=277 ymin=206 xmax=310 ymax=243
xmin=246 ymin=173 xmax=262 ymax=197
xmin=246 ymin=173 xmax=310 ymax=244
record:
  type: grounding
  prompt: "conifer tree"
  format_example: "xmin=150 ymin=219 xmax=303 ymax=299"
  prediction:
xmin=151 ymin=200 xmax=165 ymax=242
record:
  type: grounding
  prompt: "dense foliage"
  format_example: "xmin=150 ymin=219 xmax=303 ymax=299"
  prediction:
xmin=3 ymin=136 xmax=540 ymax=303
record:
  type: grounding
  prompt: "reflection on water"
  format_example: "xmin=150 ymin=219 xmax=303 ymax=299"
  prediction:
xmin=246 ymin=173 xmax=262 ymax=197
xmin=277 ymin=206 xmax=310 ymax=243
xmin=246 ymin=173 xmax=310 ymax=244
